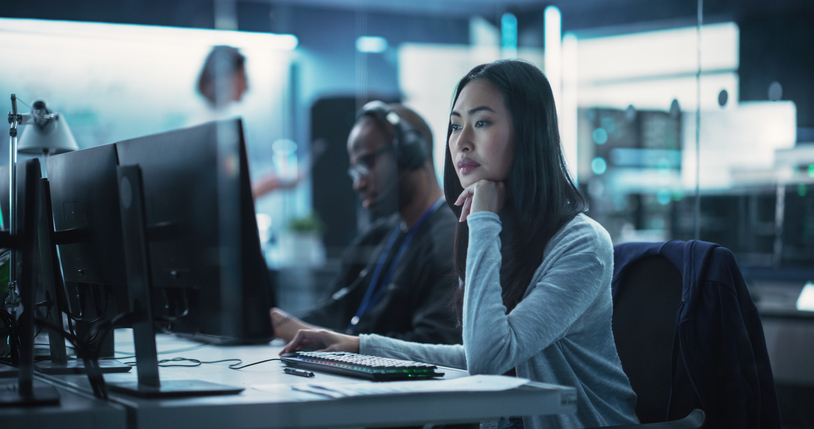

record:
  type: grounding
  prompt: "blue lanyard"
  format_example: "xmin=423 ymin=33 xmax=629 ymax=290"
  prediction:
xmin=346 ymin=198 xmax=445 ymax=333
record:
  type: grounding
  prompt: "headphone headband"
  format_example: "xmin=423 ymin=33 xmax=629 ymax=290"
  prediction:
xmin=357 ymin=101 xmax=428 ymax=170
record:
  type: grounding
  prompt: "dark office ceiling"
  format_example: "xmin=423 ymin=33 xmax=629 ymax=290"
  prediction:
xmin=255 ymin=0 xmax=813 ymax=31
xmin=1 ymin=0 xmax=812 ymax=32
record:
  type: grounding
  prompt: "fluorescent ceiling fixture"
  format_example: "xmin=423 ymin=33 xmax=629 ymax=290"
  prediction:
xmin=356 ymin=36 xmax=388 ymax=53
xmin=576 ymin=22 xmax=738 ymax=83
xmin=0 ymin=18 xmax=298 ymax=51
xmin=578 ymin=72 xmax=739 ymax=110
xmin=797 ymin=283 xmax=814 ymax=312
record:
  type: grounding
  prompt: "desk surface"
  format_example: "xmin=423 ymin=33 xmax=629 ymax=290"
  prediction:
xmin=26 ymin=330 xmax=577 ymax=429
xmin=0 ymin=377 xmax=128 ymax=429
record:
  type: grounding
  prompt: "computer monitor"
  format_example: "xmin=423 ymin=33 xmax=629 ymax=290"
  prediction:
xmin=0 ymin=160 xmax=66 ymax=369
xmin=115 ymin=118 xmax=274 ymax=345
xmin=43 ymin=144 xmax=132 ymax=374
xmin=108 ymin=118 xmax=270 ymax=397
xmin=46 ymin=144 xmax=128 ymax=293
xmin=0 ymin=158 xmax=60 ymax=406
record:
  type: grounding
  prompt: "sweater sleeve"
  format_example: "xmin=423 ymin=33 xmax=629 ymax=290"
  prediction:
xmin=359 ymin=334 xmax=467 ymax=370
xmin=462 ymin=211 xmax=611 ymax=375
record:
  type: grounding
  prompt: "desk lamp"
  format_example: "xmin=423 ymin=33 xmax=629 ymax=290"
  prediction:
xmin=16 ymin=99 xmax=79 ymax=156
xmin=0 ymin=94 xmax=74 ymax=406
xmin=5 ymin=95 xmax=78 ymax=317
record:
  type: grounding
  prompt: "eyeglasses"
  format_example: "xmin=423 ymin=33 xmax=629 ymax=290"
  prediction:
xmin=347 ymin=146 xmax=392 ymax=181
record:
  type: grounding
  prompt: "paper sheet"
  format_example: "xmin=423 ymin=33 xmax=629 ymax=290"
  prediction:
xmin=289 ymin=375 xmax=530 ymax=399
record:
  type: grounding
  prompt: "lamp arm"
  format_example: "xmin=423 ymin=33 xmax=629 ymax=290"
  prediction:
xmin=5 ymin=94 xmax=21 ymax=315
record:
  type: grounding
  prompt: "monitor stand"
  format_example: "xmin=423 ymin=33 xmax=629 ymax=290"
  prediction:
xmin=108 ymin=166 xmax=243 ymax=398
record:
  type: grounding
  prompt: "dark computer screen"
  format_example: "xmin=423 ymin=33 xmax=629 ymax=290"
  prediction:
xmin=115 ymin=118 xmax=274 ymax=344
xmin=0 ymin=158 xmax=62 ymax=405
xmin=0 ymin=160 xmax=61 ymax=338
xmin=45 ymin=144 xmax=129 ymax=310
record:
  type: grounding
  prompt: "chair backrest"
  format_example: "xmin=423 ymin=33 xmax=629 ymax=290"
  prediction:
xmin=611 ymin=253 xmax=700 ymax=423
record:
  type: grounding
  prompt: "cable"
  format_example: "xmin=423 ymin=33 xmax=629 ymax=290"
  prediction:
xmin=228 ymin=357 xmax=281 ymax=370
xmin=157 ymin=357 xmax=243 ymax=368
xmin=32 ymin=317 xmax=109 ymax=399
xmin=13 ymin=97 xmax=32 ymax=111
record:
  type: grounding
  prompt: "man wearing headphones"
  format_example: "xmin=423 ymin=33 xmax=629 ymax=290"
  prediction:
xmin=270 ymin=102 xmax=460 ymax=345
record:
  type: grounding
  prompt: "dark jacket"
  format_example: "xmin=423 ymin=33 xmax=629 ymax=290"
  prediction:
xmin=303 ymin=204 xmax=460 ymax=345
xmin=613 ymin=240 xmax=782 ymax=429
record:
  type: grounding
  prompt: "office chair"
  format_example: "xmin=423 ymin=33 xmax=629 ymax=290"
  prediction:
xmin=603 ymin=252 xmax=704 ymax=429
xmin=603 ymin=240 xmax=782 ymax=429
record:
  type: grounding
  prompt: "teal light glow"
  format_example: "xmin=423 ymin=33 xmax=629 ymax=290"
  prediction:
xmin=356 ymin=36 xmax=388 ymax=53
xmin=501 ymin=13 xmax=518 ymax=58
xmin=592 ymin=128 xmax=608 ymax=145
xmin=657 ymin=189 xmax=672 ymax=205
xmin=591 ymin=157 xmax=607 ymax=175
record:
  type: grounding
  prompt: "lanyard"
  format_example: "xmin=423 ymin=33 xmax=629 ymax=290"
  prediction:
xmin=346 ymin=198 xmax=445 ymax=333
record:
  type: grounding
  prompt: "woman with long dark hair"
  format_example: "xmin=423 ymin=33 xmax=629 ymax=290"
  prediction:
xmin=281 ymin=60 xmax=638 ymax=428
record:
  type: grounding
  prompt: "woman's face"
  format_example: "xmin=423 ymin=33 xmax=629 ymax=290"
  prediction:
xmin=448 ymin=79 xmax=514 ymax=189
xmin=230 ymin=66 xmax=249 ymax=102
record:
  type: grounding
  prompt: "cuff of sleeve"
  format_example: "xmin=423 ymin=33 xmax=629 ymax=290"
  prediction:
xmin=358 ymin=333 xmax=374 ymax=355
xmin=466 ymin=211 xmax=501 ymax=235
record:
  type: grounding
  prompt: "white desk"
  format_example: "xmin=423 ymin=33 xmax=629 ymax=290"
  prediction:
xmin=44 ymin=330 xmax=576 ymax=429
xmin=0 ymin=377 xmax=128 ymax=429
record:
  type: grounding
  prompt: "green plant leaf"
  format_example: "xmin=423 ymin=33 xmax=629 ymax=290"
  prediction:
xmin=0 ymin=249 xmax=9 ymax=296
xmin=288 ymin=214 xmax=324 ymax=234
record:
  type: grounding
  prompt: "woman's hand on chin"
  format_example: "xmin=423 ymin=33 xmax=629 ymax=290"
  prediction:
xmin=454 ymin=180 xmax=505 ymax=222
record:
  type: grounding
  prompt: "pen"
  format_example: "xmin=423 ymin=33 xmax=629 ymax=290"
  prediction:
xmin=284 ymin=367 xmax=315 ymax=378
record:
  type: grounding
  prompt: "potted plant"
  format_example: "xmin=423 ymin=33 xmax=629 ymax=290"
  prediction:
xmin=282 ymin=214 xmax=326 ymax=267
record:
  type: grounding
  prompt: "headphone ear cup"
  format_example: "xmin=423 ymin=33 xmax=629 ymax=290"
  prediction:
xmin=394 ymin=124 xmax=428 ymax=170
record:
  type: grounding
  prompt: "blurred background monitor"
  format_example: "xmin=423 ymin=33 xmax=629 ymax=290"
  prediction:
xmin=115 ymin=118 xmax=274 ymax=344
xmin=780 ymin=183 xmax=814 ymax=270
xmin=671 ymin=184 xmax=814 ymax=274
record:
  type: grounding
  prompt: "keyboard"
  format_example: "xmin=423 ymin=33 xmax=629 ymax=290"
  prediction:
xmin=281 ymin=351 xmax=444 ymax=381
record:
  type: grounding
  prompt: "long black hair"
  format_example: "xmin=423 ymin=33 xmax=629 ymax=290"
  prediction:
xmin=445 ymin=60 xmax=587 ymax=319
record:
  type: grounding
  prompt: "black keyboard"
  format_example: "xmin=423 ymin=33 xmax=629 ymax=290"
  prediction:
xmin=281 ymin=351 xmax=444 ymax=381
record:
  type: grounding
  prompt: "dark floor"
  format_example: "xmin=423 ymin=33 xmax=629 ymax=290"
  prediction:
xmin=777 ymin=383 xmax=814 ymax=429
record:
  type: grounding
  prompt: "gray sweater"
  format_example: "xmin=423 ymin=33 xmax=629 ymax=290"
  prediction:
xmin=360 ymin=212 xmax=639 ymax=428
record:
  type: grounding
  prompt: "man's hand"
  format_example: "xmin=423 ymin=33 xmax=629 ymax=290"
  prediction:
xmin=279 ymin=329 xmax=360 ymax=355
xmin=270 ymin=307 xmax=319 ymax=342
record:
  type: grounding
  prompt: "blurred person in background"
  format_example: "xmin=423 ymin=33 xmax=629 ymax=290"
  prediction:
xmin=192 ymin=45 xmax=300 ymax=198
xmin=270 ymin=102 xmax=461 ymax=345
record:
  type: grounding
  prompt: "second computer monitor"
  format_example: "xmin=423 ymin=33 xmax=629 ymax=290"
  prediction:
xmin=115 ymin=118 xmax=274 ymax=343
